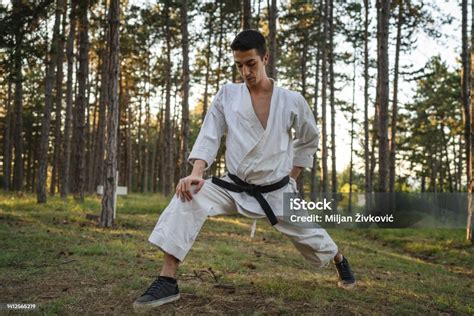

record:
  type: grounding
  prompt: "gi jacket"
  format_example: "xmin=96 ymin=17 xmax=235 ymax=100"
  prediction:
xmin=188 ymin=80 xmax=319 ymax=217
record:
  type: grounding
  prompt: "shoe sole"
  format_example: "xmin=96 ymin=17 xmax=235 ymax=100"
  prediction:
xmin=338 ymin=281 xmax=356 ymax=289
xmin=133 ymin=294 xmax=181 ymax=310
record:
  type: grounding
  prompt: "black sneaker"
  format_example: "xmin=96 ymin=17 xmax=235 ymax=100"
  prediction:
xmin=133 ymin=276 xmax=180 ymax=310
xmin=334 ymin=256 xmax=356 ymax=289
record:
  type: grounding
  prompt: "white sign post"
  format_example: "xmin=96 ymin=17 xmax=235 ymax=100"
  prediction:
xmin=97 ymin=171 xmax=127 ymax=219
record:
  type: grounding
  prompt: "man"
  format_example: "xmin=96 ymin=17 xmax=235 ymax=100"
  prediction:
xmin=133 ymin=30 xmax=355 ymax=310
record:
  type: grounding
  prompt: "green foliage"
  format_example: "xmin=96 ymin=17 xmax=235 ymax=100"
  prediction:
xmin=399 ymin=56 xmax=462 ymax=192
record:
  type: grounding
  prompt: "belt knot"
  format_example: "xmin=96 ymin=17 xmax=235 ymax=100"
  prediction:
xmin=244 ymin=184 xmax=259 ymax=196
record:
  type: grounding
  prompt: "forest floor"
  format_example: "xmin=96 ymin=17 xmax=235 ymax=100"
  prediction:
xmin=0 ymin=191 xmax=473 ymax=315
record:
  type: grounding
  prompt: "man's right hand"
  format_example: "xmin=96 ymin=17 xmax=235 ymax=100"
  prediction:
xmin=176 ymin=175 xmax=205 ymax=202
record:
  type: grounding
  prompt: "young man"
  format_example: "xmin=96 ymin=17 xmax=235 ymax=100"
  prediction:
xmin=133 ymin=30 xmax=355 ymax=310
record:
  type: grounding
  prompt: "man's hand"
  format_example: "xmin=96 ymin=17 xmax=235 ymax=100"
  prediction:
xmin=176 ymin=159 xmax=207 ymax=202
xmin=176 ymin=175 xmax=205 ymax=202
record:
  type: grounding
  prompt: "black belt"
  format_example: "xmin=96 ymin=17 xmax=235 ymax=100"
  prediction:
xmin=211 ymin=173 xmax=290 ymax=226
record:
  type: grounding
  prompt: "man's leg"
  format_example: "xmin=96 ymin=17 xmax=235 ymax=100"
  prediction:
xmin=134 ymin=180 xmax=236 ymax=310
xmin=160 ymin=253 xmax=179 ymax=278
xmin=273 ymin=219 xmax=356 ymax=288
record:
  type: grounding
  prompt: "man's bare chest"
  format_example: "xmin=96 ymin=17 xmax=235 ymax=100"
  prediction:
xmin=250 ymin=93 xmax=272 ymax=129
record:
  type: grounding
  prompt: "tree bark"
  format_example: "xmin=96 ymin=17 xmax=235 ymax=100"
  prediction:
xmin=137 ymin=94 xmax=143 ymax=192
xmin=12 ymin=0 xmax=25 ymax=192
xmin=389 ymin=2 xmax=402 ymax=193
xmin=297 ymin=35 xmax=309 ymax=197
xmin=202 ymin=7 xmax=213 ymax=122
xmin=51 ymin=0 xmax=67 ymax=196
xmin=100 ymin=0 xmax=120 ymax=227
xmin=37 ymin=0 xmax=64 ymax=203
xmin=267 ymin=0 xmax=277 ymax=79
xmin=180 ymin=0 xmax=190 ymax=179
xmin=364 ymin=0 xmax=371 ymax=193
xmin=163 ymin=1 xmax=174 ymax=196
xmin=329 ymin=0 xmax=336 ymax=194
xmin=2 ymin=78 xmax=13 ymax=190
xmin=242 ymin=0 xmax=252 ymax=29
xmin=72 ymin=0 xmax=89 ymax=201
xmin=61 ymin=1 xmax=76 ymax=198
xmin=310 ymin=1 xmax=322 ymax=200
xmin=126 ymin=91 xmax=132 ymax=190
xmin=349 ymin=45 xmax=357 ymax=210
xmin=462 ymin=0 xmax=471 ymax=186
xmin=321 ymin=0 xmax=329 ymax=194
xmin=466 ymin=0 xmax=473 ymax=241
xmin=94 ymin=0 xmax=109 ymax=194
xmin=376 ymin=0 xmax=390 ymax=193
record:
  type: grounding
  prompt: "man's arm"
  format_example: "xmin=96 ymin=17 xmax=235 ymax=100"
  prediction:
xmin=290 ymin=166 xmax=303 ymax=180
xmin=187 ymin=86 xmax=227 ymax=170
xmin=292 ymin=93 xmax=319 ymax=170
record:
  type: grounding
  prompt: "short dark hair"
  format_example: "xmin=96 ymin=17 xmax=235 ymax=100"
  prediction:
xmin=230 ymin=30 xmax=267 ymax=59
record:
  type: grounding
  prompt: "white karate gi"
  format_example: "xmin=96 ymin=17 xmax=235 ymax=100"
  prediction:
xmin=149 ymin=80 xmax=338 ymax=267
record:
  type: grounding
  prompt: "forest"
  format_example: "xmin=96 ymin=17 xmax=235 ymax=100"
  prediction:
xmin=1 ymin=1 xmax=474 ymax=314
xmin=0 ymin=0 xmax=473 ymax=234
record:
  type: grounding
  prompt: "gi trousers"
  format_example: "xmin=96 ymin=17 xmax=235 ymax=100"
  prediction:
xmin=148 ymin=178 xmax=338 ymax=268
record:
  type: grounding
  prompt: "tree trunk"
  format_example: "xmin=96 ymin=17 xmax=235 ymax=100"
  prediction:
xmin=100 ymin=0 xmax=120 ymax=227
xmin=297 ymin=36 xmax=309 ymax=197
xmin=462 ymin=0 xmax=471 ymax=186
xmin=441 ymin=128 xmax=454 ymax=192
xmin=267 ymin=0 xmax=277 ymax=80
xmin=69 ymin=60 xmax=79 ymax=193
xmin=12 ymin=0 xmax=25 ymax=192
xmin=51 ymin=0 xmax=67 ymax=196
xmin=364 ymin=0 xmax=371 ymax=193
xmin=211 ymin=0 xmax=224 ymax=177
xmin=389 ymin=2 xmax=402 ymax=193
xmin=376 ymin=0 xmax=390 ymax=193
xmin=466 ymin=0 xmax=473 ymax=241
xmin=137 ymin=94 xmax=143 ymax=192
xmin=73 ymin=0 xmax=89 ymax=202
xmin=329 ymin=0 xmax=336 ymax=194
xmin=310 ymin=22 xmax=321 ymax=200
xmin=144 ymin=95 xmax=151 ymax=192
xmin=126 ymin=92 xmax=132 ymax=190
xmin=321 ymin=0 xmax=329 ymax=194
xmin=37 ymin=0 xmax=64 ymax=203
xmin=25 ymin=141 xmax=32 ymax=190
xmin=202 ymin=8 xmax=213 ymax=122
xmin=94 ymin=0 xmax=109 ymax=194
xmin=180 ymin=0 xmax=190 ymax=179
xmin=256 ymin=0 xmax=261 ymax=29
xmin=163 ymin=1 xmax=174 ymax=196
xmin=2 ymin=79 xmax=13 ymax=190
xmin=61 ymin=1 xmax=76 ymax=198
xmin=349 ymin=45 xmax=357 ymax=210
xmin=85 ymin=71 xmax=93 ymax=193
xmin=242 ymin=0 xmax=251 ymax=29
xmin=88 ymin=52 xmax=101 ymax=193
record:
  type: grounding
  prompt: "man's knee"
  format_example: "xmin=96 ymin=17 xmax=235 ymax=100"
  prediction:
xmin=289 ymin=231 xmax=338 ymax=268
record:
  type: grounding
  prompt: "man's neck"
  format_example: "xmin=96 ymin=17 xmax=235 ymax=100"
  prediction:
xmin=247 ymin=77 xmax=273 ymax=95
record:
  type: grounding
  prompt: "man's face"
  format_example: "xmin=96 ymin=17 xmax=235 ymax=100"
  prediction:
xmin=233 ymin=49 xmax=269 ymax=87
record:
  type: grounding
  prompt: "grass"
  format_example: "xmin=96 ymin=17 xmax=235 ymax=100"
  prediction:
xmin=0 ymin=191 xmax=473 ymax=315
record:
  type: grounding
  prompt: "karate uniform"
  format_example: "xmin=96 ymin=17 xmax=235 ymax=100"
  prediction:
xmin=149 ymin=80 xmax=338 ymax=267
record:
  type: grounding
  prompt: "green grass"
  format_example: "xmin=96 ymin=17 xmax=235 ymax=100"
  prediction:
xmin=0 ymin=191 xmax=473 ymax=315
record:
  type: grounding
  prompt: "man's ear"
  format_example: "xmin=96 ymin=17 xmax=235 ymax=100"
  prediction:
xmin=263 ymin=51 xmax=269 ymax=65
